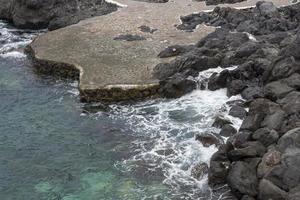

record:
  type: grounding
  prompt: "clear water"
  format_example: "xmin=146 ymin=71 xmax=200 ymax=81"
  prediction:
xmin=0 ymin=21 xmax=241 ymax=200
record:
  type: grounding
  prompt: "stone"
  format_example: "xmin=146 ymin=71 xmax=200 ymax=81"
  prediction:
xmin=258 ymin=179 xmax=287 ymax=200
xmin=241 ymin=195 xmax=255 ymax=200
xmin=159 ymin=73 xmax=196 ymax=98
xmin=211 ymin=141 xmax=234 ymax=161
xmin=257 ymin=149 xmax=281 ymax=178
xmin=219 ymin=124 xmax=237 ymax=137
xmin=256 ymin=1 xmax=280 ymax=18
xmin=288 ymin=185 xmax=300 ymax=200
xmin=227 ymin=161 xmax=258 ymax=197
xmin=208 ymin=70 xmax=230 ymax=91
xmin=241 ymin=86 xmax=263 ymax=100
xmin=191 ymin=162 xmax=209 ymax=179
xmin=229 ymin=105 xmax=247 ymax=119
xmin=113 ymin=34 xmax=146 ymax=41
xmin=208 ymin=160 xmax=230 ymax=186
xmin=264 ymin=80 xmax=294 ymax=100
xmin=277 ymin=128 xmax=300 ymax=153
xmin=196 ymin=132 xmax=223 ymax=147
xmin=227 ymin=80 xmax=246 ymax=97
xmin=228 ymin=141 xmax=266 ymax=161
xmin=240 ymin=113 xmax=265 ymax=131
xmin=235 ymin=42 xmax=259 ymax=58
xmin=252 ymin=128 xmax=279 ymax=147
xmin=158 ymin=45 xmax=193 ymax=58
xmin=277 ymin=92 xmax=300 ymax=115
xmin=231 ymin=131 xmax=252 ymax=148
xmin=212 ymin=116 xmax=232 ymax=129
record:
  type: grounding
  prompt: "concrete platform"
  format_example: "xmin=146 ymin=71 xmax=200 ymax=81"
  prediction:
xmin=28 ymin=0 xmax=291 ymax=102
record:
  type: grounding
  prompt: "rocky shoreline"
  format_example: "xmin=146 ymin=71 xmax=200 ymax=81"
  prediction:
xmin=0 ymin=0 xmax=118 ymax=30
xmin=155 ymin=1 xmax=300 ymax=199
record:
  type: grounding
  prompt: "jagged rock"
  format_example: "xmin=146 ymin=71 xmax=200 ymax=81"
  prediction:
xmin=158 ymin=73 xmax=196 ymax=98
xmin=241 ymin=86 xmax=264 ymax=100
xmin=212 ymin=116 xmax=232 ymax=128
xmin=196 ymin=132 xmax=223 ymax=147
xmin=257 ymin=149 xmax=281 ymax=178
xmin=231 ymin=131 xmax=252 ymax=148
xmin=264 ymin=80 xmax=294 ymax=100
xmin=277 ymin=91 xmax=300 ymax=115
xmin=258 ymin=179 xmax=287 ymax=200
xmin=227 ymin=161 xmax=258 ymax=198
xmin=191 ymin=162 xmax=209 ymax=179
xmin=0 ymin=0 xmax=117 ymax=30
xmin=227 ymin=80 xmax=247 ymax=96
xmin=229 ymin=105 xmax=247 ymax=119
xmin=208 ymin=70 xmax=230 ymax=91
xmin=252 ymin=128 xmax=279 ymax=147
xmin=228 ymin=141 xmax=266 ymax=161
xmin=208 ymin=160 xmax=230 ymax=186
xmin=220 ymin=124 xmax=237 ymax=137
xmin=211 ymin=141 xmax=234 ymax=161
xmin=277 ymin=128 xmax=300 ymax=153
xmin=256 ymin=1 xmax=280 ymax=18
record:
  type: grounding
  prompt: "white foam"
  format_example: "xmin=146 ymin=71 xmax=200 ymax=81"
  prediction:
xmin=105 ymin=0 xmax=128 ymax=7
xmin=0 ymin=51 xmax=26 ymax=58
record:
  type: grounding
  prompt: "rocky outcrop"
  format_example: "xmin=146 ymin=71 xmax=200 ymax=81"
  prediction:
xmin=154 ymin=1 xmax=300 ymax=199
xmin=0 ymin=0 xmax=117 ymax=30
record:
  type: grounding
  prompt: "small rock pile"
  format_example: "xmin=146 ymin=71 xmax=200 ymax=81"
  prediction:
xmin=155 ymin=1 xmax=300 ymax=199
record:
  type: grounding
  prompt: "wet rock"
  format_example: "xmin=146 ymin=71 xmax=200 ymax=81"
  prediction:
xmin=208 ymin=160 xmax=230 ymax=186
xmin=228 ymin=141 xmax=266 ymax=161
xmin=257 ymin=149 xmax=281 ymax=178
xmin=196 ymin=132 xmax=223 ymax=147
xmin=240 ymin=113 xmax=265 ymax=131
xmin=191 ymin=162 xmax=209 ymax=180
xmin=207 ymin=70 xmax=230 ymax=91
xmin=258 ymin=179 xmax=287 ymax=200
xmin=212 ymin=116 xmax=232 ymax=128
xmin=227 ymin=161 xmax=258 ymax=198
xmin=113 ymin=34 xmax=146 ymax=41
xmin=158 ymin=73 xmax=196 ymax=98
xmin=252 ymin=128 xmax=279 ymax=147
xmin=211 ymin=141 xmax=234 ymax=161
xmin=227 ymin=80 xmax=247 ymax=97
xmin=229 ymin=105 xmax=247 ymax=119
xmin=219 ymin=124 xmax=237 ymax=137
xmin=158 ymin=45 xmax=193 ymax=58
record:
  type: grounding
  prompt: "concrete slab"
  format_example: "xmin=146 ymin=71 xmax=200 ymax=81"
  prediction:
xmin=28 ymin=0 xmax=291 ymax=102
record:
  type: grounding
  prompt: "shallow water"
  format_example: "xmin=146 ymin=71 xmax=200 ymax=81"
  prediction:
xmin=0 ymin=21 xmax=241 ymax=200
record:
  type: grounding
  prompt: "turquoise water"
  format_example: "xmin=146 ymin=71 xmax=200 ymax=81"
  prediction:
xmin=0 ymin=21 xmax=240 ymax=200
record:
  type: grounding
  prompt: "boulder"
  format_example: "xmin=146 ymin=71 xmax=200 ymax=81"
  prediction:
xmin=196 ymin=132 xmax=223 ymax=147
xmin=212 ymin=116 xmax=232 ymax=129
xmin=229 ymin=105 xmax=247 ymax=119
xmin=258 ymin=179 xmax=287 ymax=200
xmin=220 ymin=124 xmax=237 ymax=137
xmin=158 ymin=73 xmax=196 ymax=98
xmin=241 ymin=86 xmax=263 ymax=100
xmin=208 ymin=70 xmax=230 ymax=91
xmin=231 ymin=131 xmax=252 ymax=148
xmin=227 ymin=161 xmax=258 ymax=197
xmin=257 ymin=149 xmax=281 ymax=178
xmin=158 ymin=45 xmax=194 ymax=58
xmin=288 ymin=185 xmax=300 ymax=200
xmin=227 ymin=80 xmax=246 ymax=96
xmin=228 ymin=141 xmax=266 ymax=161
xmin=264 ymin=80 xmax=294 ymax=100
xmin=277 ymin=128 xmax=300 ymax=153
xmin=256 ymin=1 xmax=280 ymax=18
xmin=208 ymin=160 xmax=230 ymax=186
xmin=252 ymin=128 xmax=279 ymax=147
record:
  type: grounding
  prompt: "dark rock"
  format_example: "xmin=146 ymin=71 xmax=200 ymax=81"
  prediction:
xmin=205 ymin=0 xmax=246 ymax=5
xmin=133 ymin=0 xmax=168 ymax=3
xmin=252 ymin=128 xmax=279 ymax=147
xmin=212 ymin=116 xmax=232 ymax=128
xmin=208 ymin=70 xmax=230 ymax=91
xmin=158 ymin=73 xmax=196 ymax=98
xmin=196 ymin=132 xmax=223 ymax=147
xmin=258 ymin=179 xmax=287 ymax=200
xmin=113 ymin=34 xmax=146 ymax=41
xmin=261 ymin=109 xmax=285 ymax=131
xmin=227 ymin=161 xmax=258 ymax=197
xmin=256 ymin=1 xmax=280 ymax=18
xmin=228 ymin=141 xmax=266 ymax=161
xmin=257 ymin=149 xmax=281 ymax=178
xmin=283 ymin=73 xmax=300 ymax=90
xmin=0 ymin=0 xmax=117 ymax=30
xmin=220 ymin=124 xmax=237 ymax=137
xmin=288 ymin=185 xmax=300 ymax=200
xmin=191 ymin=162 xmax=209 ymax=179
xmin=264 ymin=80 xmax=294 ymax=100
xmin=231 ymin=131 xmax=252 ymax=148
xmin=229 ymin=105 xmax=247 ymax=119
xmin=241 ymin=195 xmax=255 ymax=200
xmin=227 ymin=80 xmax=246 ymax=96
xmin=240 ymin=113 xmax=265 ymax=131
xmin=277 ymin=91 xmax=300 ymax=115
xmin=158 ymin=45 xmax=193 ymax=58
xmin=235 ymin=41 xmax=259 ymax=58
xmin=211 ymin=141 xmax=234 ymax=161
xmin=153 ymin=63 xmax=178 ymax=80
xmin=138 ymin=25 xmax=157 ymax=34
xmin=277 ymin=128 xmax=300 ymax=153
xmin=208 ymin=160 xmax=230 ymax=186
xmin=241 ymin=86 xmax=264 ymax=100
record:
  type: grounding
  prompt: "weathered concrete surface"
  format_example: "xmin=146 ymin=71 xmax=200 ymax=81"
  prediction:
xmin=28 ymin=0 xmax=292 ymax=102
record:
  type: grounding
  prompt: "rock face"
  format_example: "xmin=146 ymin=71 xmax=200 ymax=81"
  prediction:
xmin=0 ymin=0 xmax=117 ymax=30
